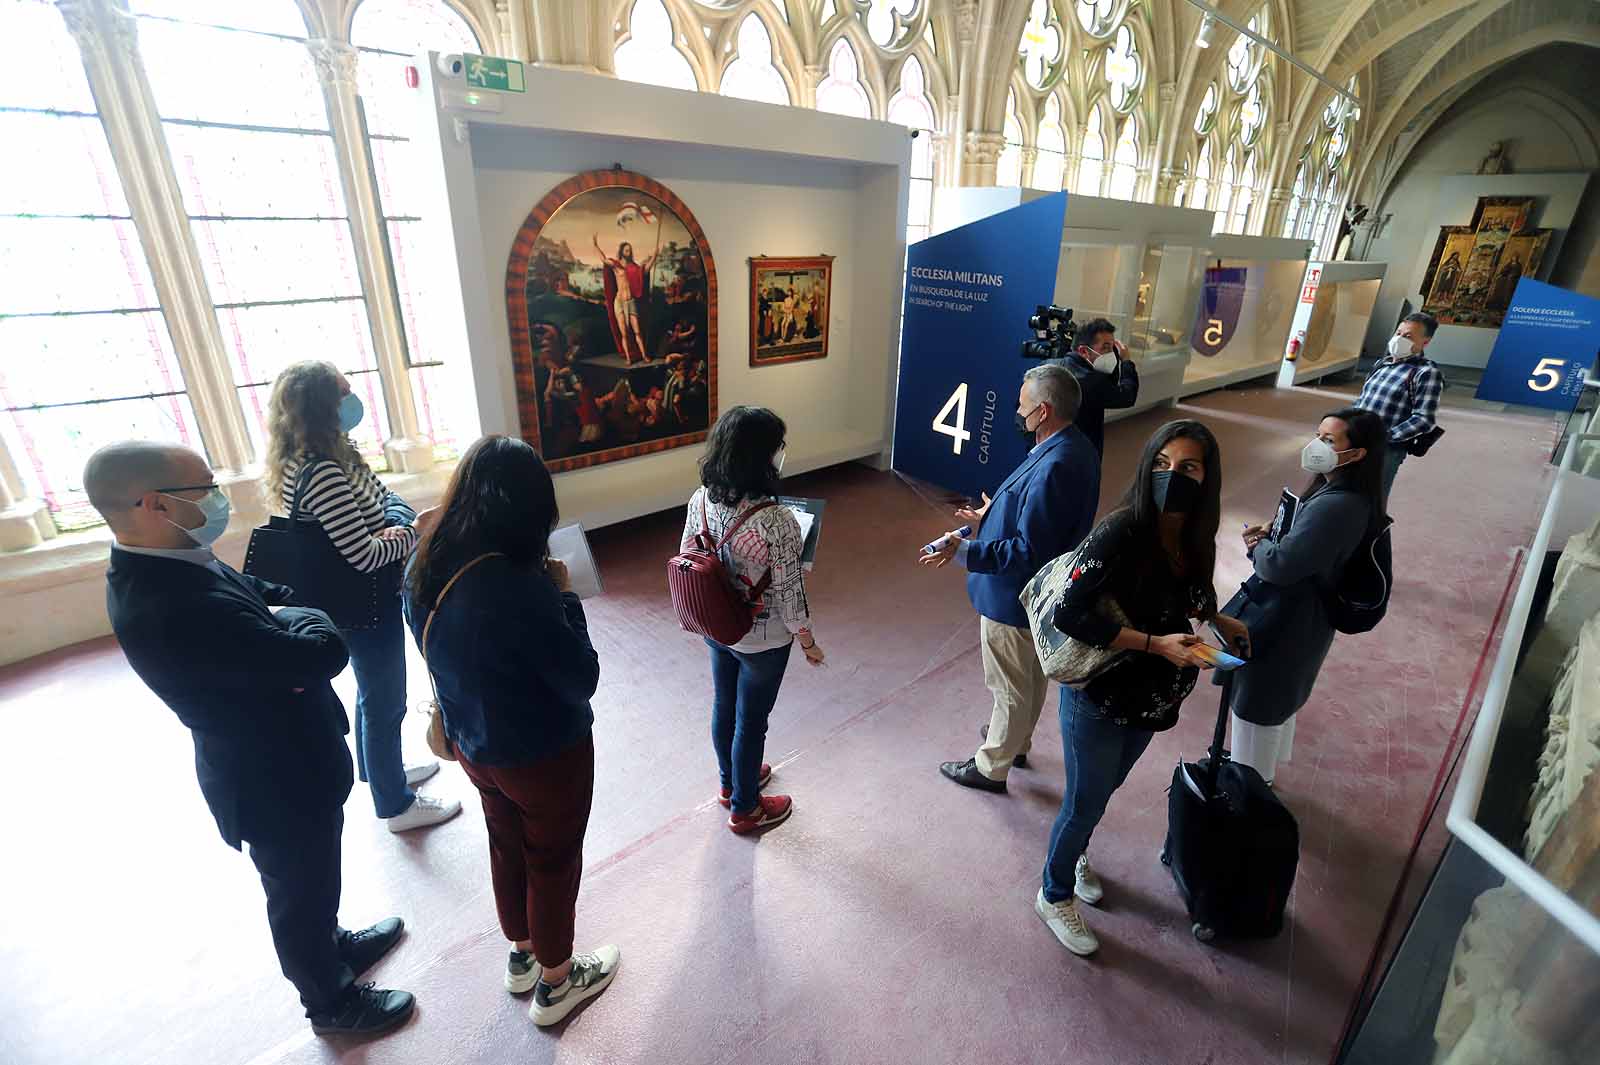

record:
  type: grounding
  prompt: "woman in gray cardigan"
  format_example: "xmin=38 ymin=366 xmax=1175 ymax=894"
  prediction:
xmin=1227 ymin=407 xmax=1388 ymax=784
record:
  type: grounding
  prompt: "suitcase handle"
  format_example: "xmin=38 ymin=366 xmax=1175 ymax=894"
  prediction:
xmin=1207 ymin=671 xmax=1234 ymax=785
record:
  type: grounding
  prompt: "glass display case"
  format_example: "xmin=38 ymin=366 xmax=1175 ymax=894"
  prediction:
xmin=1130 ymin=242 xmax=1203 ymax=361
xmin=1181 ymin=256 xmax=1305 ymax=396
xmin=1280 ymin=261 xmax=1389 ymax=387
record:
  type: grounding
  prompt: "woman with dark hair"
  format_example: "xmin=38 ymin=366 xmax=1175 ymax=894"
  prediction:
xmin=1035 ymin=420 xmax=1247 ymax=958
xmin=682 ymin=406 xmax=824 ymax=835
xmin=265 ymin=360 xmax=459 ymax=832
xmin=1228 ymin=408 xmax=1387 ymax=785
xmin=402 ymin=436 xmax=619 ymax=1027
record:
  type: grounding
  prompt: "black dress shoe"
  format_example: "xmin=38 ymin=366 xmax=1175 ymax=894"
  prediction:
xmin=978 ymin=724 xmax=1030 ymax=770
xmin=309 ymin=983 xmax=415 ymax=1036
xmin=939 ymin=758 xmax=1007 ymax=793
xmin=339 ymin=917 xmax=405 ymax=979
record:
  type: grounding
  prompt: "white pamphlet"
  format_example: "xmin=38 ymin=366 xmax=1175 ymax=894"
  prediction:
xmin=549 ymin=523 xmax=603 ymax=599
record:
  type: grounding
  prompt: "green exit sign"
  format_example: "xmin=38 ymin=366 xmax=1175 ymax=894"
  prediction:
xmin=464 ymin=53 xmax=525 ymax=93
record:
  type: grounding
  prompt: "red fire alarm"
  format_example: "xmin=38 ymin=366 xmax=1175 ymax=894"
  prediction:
xmin=404 ymin=65 xmax=419 ymax=89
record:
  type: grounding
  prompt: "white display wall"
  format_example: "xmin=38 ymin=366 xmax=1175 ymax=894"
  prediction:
xmin=415 ymin=61 xmax=909 ymax=528
xmin=1279 ymin=261 xmax=1388 ymax=387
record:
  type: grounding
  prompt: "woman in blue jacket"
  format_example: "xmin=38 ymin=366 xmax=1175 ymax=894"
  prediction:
xmin=403 ymin=436 xmax=618 ymax=1028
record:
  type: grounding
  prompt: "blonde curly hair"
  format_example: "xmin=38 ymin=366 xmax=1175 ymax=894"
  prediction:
xmin=263 ymin=360 xmax=366 ymax=509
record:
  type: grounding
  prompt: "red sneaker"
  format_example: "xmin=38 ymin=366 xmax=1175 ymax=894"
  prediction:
xmin=728 ymin=794 xmax=792 ymax=835
xmin=717 ymin=763 xmax=773 ymax=807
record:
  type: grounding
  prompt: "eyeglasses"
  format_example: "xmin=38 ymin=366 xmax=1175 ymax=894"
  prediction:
xmin=136 ymin=483 xmax=218 ymax=506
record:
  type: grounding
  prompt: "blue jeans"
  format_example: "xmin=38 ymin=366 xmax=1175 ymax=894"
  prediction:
xmin=707 ymin=639 xmax=793 ymax=815
xmin=341 ymin=598 xmax=414 ymax=819
xmin=1041 ymin=687 xmax=1155 ymax=903
xmin=1380 ymin=446 xmax=1406 ymax=505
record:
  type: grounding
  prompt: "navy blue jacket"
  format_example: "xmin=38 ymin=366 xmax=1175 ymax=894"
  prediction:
xmin=404 ymin=556 xmax=598 ymax=767
xmin=105 ymin=548 xmax=353 ymax=849
xmin=965 ymin=425 xmax=1101 ymax=628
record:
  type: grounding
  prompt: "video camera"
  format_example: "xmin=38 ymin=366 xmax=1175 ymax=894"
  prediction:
xmin=1020 ymin=304 xmax=1078 ymax=360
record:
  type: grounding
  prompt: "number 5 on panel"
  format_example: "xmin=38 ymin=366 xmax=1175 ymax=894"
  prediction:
xmin=1528 ymin=357 xmax=1566 ymax=393
xmin=1204 ymin=318 xmax=1225 ymax=346
xmin=933 ymin=383 xmax=971 ymax=455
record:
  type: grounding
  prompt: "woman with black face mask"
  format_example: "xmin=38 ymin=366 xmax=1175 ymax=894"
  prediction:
xmin=1033 ymin=420 xmax=1243 ymax=959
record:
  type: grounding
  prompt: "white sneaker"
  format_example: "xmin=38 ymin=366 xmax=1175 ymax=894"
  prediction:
xmin=505 ymin=949 xmax=538 ymax=994
xmin=1035 ymin=888 xmax=1099 ymax=956
xmin=529 ymin=945 xmax=620 ymax=1026
xmin=1074 ymin=855 xmax=1105 ymax=906
xmin=385 ymin=794 xmax=462 ymax=833
xmin=404 ymin=760 xmax=440 ymax=786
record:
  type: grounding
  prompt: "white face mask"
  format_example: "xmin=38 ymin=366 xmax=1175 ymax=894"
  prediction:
xmin=1091 ymin=351 xmax=1119 ymax=374
xmin=1301 ymin=438 xmax=1356 ymax=475
xmin=1387 ymin=334 xmax=1416 ymax=359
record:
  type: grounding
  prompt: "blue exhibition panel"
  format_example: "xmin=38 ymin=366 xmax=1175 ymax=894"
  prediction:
xmin=892 ymin=192 xmax=1068 ymax=496
xmin=1475 ymin=278 xmax=1600 ymax=412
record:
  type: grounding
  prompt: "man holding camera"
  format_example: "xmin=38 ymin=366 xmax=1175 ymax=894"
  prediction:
xmin=920 ymin=365 xmax=1100 ymax=793
xmin=1053 ymin=317 xmax=1139 ymax=457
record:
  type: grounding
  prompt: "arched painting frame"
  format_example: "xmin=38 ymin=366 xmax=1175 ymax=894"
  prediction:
xmin=506 ymin=168 xmax=718 ymax=473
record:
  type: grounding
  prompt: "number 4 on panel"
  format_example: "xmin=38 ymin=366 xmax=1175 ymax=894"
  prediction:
xmin=933 ymin=383 xmax=972 ymax=455
xmin=1528 ymin=357 xmax=1566 ymax=393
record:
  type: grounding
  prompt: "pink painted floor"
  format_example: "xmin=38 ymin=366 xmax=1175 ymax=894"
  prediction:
xmin=0 ymin=381 xmax=1555 ymax=1065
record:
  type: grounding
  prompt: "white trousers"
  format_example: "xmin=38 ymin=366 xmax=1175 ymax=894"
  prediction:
xmin=1230 ymin=712 xmax=1295 ymax=784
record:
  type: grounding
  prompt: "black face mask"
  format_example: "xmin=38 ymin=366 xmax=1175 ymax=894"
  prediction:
xmin=1151 ymin=470 xmax=1202 ymax=513
xmin=1015 ymin=405 xmax=1041 ymax=443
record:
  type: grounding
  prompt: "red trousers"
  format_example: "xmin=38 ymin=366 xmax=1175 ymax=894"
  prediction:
xmin=458 ymin=735 xmax=594 ymax=968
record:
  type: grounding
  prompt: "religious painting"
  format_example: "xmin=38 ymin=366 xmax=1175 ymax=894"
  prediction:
xmin=1417 ymin=196 xmax=1543 ymax=329
xmin=506 ymin=169 xmax=716 ymax=473
xmin=748 ymin=256 xmax=834 ymax=367
xmin=1420 ymin=227 xmax=1474 ymax=315
xmin=1484 ymin=230 xmax=1551 ymax=315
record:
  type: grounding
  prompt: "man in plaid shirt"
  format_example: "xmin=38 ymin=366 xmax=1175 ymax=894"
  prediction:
xmin=1355 ymin=311 xmax=1443 ymax=501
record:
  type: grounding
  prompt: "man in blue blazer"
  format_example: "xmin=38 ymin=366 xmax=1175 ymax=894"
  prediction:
xmin=921 ymin=364 xmax=1100 ymax=792
xmin=86 ymin=441 xmax=415 ymax=1036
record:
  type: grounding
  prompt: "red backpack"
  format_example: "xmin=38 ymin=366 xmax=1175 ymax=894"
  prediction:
xmin=668 ymin=498 xmax=777 ymax=645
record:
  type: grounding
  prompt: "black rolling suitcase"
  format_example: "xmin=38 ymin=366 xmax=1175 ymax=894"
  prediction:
xmin=1160 ymin=672 xmax=1299 ymax=943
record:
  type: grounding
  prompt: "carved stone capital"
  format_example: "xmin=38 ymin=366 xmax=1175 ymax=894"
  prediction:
xmin=1158 ymin=81 xmax=1176 ymax=105
xmin=1020 ymin=146 xmax=1039 ymax=164
xmin=963 ymin=130 xmax=1006 ymax=165
xmin=307 ymin=38 xmax=359 ymax=87
xmin=1275 ymin=120 xmax=1292 ymax=140
xmin=1269 ymin=185 xmax=1293 ymax=204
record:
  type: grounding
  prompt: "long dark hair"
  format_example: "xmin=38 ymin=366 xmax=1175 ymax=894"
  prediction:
xmin=699 ymin=405 xmax=786 ymax=505
xmin=1113 ymin=419 xmax=1223 ymax=616
xmin=408 ymin=435 xmax=558 ymax=607
xmin=1304 ymin=407 xmax=1388 ymax=529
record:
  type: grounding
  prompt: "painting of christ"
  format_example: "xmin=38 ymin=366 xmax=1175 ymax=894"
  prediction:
xmin=506 ymin=169 xmax=717 ymax=472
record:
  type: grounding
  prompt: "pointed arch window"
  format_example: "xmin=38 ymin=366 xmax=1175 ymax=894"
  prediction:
xmin=1283 ymin=163 xmax=1305 ymax=238
xmin=1075 ymin=0 xmax=1119 ymax=37
xmin=863 ymin=0 xmax=917 ymax=49
xmin=1194 ymin=82 xmax=1218 ymax=135
xmin=1188 ymin=146 xmax=1212 ymax=209
xmin=614 ymin=0 xmax=698 ymax=92
xmin=1031 ymin=94 xmax=1066 ymax=191
xmin=1214 ymin=145 xmax=1237 ymax=232
xmin=1075 ymin=106 xmax=1105 ymax=196
xmin=720 ymin=13 xmax=789 ymax=106
xmin=815 ymin=37 xmax=871 ymax=118
xmin=1105 ymin=24 xmax=1141 ymax=113
xmin=1231 ymin=151 xmax=1256 ymax=233
xmin=1107 ymin=116 xmax=1138 ymax=200
xmin=997 ymin=89 xmax=1024 ymax=187
xmin=888 ymin=57 xmax=937 ymax=241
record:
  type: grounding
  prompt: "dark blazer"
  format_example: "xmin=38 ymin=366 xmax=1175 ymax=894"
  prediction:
xmin=1058 ymin=354 xmax=1139 ymax=455
xmin=965 ymin=425 xmax=1101 ymax=628
xmin=403 ymin=555 xmax=598 ymax=768
xmin=105 ymin=548 xmax=354 ymax=848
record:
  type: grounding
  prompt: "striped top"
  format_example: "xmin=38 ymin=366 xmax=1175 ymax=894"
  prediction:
xmin=280 ymin=457 xmax=417 ymax=574
xmin=682 ymin=487 xmax=812 ymax=653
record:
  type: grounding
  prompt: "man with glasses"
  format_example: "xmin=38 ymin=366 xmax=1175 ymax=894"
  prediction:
xmin=85 ymin=441 xmax=416 ymax=1037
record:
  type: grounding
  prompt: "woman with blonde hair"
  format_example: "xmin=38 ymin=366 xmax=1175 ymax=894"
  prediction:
xmin=264 ymin=361 xmax=460 ymax=833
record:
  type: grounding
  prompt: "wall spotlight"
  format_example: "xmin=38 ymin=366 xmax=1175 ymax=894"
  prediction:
xmin=1196 ymin=14 xmax=1217 ymax=48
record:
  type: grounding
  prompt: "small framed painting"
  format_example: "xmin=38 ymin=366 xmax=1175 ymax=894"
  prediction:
xmin=749 ymin=255 xmax=834 ymax=367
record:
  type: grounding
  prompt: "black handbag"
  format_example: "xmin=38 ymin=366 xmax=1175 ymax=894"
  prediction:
xmin=242 ymin=464 xmax=401 ymax=631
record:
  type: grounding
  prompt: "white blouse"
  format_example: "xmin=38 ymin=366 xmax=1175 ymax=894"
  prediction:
xmin=681 ymin=487 xmax=812 ymax=653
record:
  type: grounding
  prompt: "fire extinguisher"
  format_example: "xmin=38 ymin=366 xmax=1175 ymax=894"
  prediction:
xmin=1287 ymin=330 xmax=1304 ymax=362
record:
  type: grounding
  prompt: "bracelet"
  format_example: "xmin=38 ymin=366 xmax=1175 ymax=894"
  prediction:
xmin=1144 ymin=633 xmax=1151 ymax=654
xmin=800 ymin=638 xmax=816 ymax=650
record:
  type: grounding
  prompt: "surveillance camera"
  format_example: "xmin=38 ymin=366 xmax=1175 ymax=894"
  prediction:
xmin=436 ymin=53 xmax=464 ymax=78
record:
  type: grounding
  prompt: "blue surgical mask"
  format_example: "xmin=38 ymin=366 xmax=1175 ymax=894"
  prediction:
xmin=163 ymin=487 xmax=231 ymax=547
xmin=338 ymin=393 xmax=365 ymax=434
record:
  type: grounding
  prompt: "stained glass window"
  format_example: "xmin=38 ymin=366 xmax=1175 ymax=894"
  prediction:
xmin=1031 ymin=94 xmax=1066 ymax=192
xmin=815 ymin=38 xmax=871 ymax=118
xmin=0 ymin=0 xmax=201 ymax=528
xmin=1075 ymin=0 xmax=1118 ymax=37
xmin=350 ymin=0 xmax=480 ymax=457
xmin=887 ymin=56 xmax=936 ymax=243
xmin=720 ymin=13 xmax=789 ymax=106
xmin=1075 ymin=106 xmax=1104 ymax=195
xmin=1226 ymin=15 xmax=1259 ymax=93
xmin=133 ymin=1 xmax=391 ymax=463
xmin=1240 ymin=80 xmax=1265 ymax=146
xmin=1194 ymin=82 xmax=1217 ymax=135
xmin=1019 ymin=0 xmax=1062 ymax=90
xmin=614 ymin=0 xmax=698 ymax=92
xmin=997 ymin=89 xmax=1023 ymax=187
xmin=1107 ymin=116 xmax=1138 ymax=200
xmin=1105 ymin=24 xmax=1141 ymax=113
xmin=864 ymin=0 xmax=916 ymax=48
